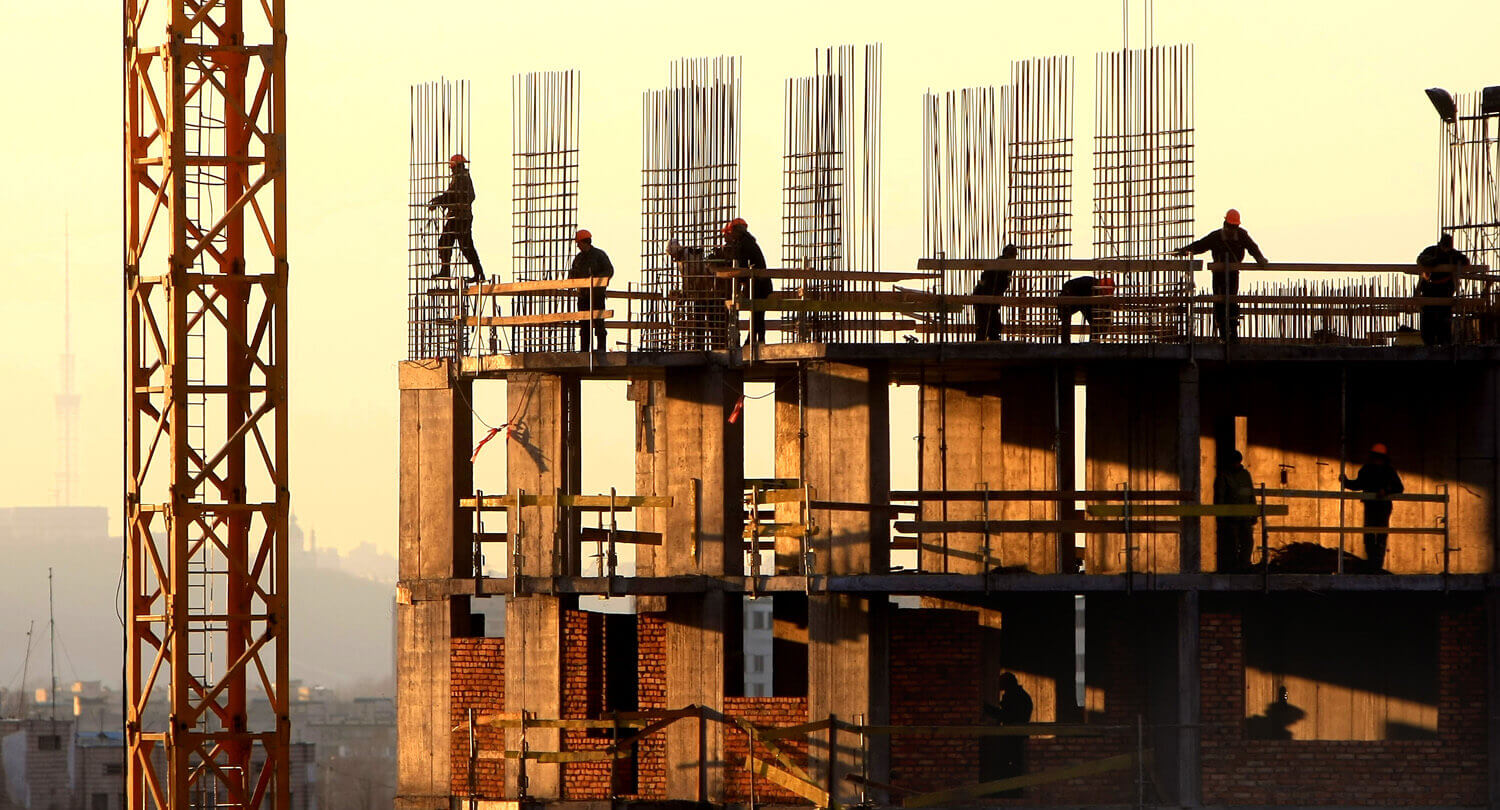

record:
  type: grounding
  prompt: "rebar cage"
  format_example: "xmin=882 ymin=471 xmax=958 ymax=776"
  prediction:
xmin=511 ymin=71 xmax=582 ymax=354
xmin=408 ymin=79 xmax=474 ymax=361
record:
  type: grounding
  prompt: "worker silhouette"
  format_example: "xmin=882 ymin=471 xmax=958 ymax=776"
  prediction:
xmin=972 ymin=244 xmax=1017 ymax=341
xmin=428 ymin=154 xmax=486 ymax=282
xmin=1340 ymin=443 xmax=1404 ymax=571
xmin=1173 ymin=209 xmax=1268 ymax=342
xmin=1057 ymin=276 xmax=1115 ymax=343
xmin=570 ymin=229 xmax=613 ymax=352
xmin=1415 ymin=233 xmax=1468 ymax=346
xmin=981 ymin=672 xmax=1033 ymax=795
xmin=1214 ymin=450 xmax=1258 ymax=573
xmin=717 ymin=218 xmax=769 ymax=345
xmin=667 ymin=238 xmax=728 ymax=349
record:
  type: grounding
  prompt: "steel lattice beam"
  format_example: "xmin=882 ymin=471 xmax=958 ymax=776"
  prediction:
xmin=125 ymin=1 xmax=289 ymax=808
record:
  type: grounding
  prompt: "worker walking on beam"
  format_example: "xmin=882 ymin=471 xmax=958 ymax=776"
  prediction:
xmin=1173 ymin=208 xmax=1268 ymax=342
xmin=1339 ymin=443 xmax=1404 ymax=571
xmin=427 ymin=153 xmax=486 ymax=282
xmin=570 ymin=229 xmax=613 ymax=352
xmin=1415 ymin=232 xmax=1468 ymax=346
xmin=718 ymin=217 xmax=769 ymax=345
xmin=972 ymin=244 xmax=1017 ymax=341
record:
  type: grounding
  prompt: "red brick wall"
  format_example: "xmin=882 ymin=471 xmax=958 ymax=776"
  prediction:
xmin=723 ymin=697 xmax=811 ymax=803
xmin=889 ymin=607 xmax=1143 ymax=806
xmin=561 ymin=609 xmax=617 ymax=799
xmin=1200 ymin=600 xmax=1487 ymax=806
xmin=450 ymin=637 xmax=505 ymax=798
xmin=633 ymin=612 xmax=668 ymax=798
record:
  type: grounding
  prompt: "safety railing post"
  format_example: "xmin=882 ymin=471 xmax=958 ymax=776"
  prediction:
xmin=511 ymin=489 xmax=525 ymax=598
xmin=474 ymin=488 xmax=485 ymax=580
xmin=607 ymin=487 xmax=619 ymax=595
xmin=518 ymin=710 xmax=530 ymax=800
xmin=468 ymin=708 xmax=477 ymax=810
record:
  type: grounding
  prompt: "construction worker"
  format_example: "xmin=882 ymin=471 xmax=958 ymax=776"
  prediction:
xmin=427 ymin=154 xmax=486 ymax=282
xmin=981 ymin=672 xmax=1034 ymax=794
xmin=1173 ymin=209 xmax=1268 ymax=342
xmin=667 ymin=238 xmax=727 ymax=349
xmin=1414 ymin=233 xmax=1468 ymax=346
xmin=719 ymin=218 xmax=770 ymax=344
xmin=1213 ymin=449 xmax=1258 ymax=573
xmin=569 ymin=229 xmax=613 ymax=352
xmin=972 ymin=244 xmax=1018 ymax=341
xmin=1056 ymin=276 xmax=1115 ymax=344
xmin=1339 ymin=443 xmax=1404 ymax=571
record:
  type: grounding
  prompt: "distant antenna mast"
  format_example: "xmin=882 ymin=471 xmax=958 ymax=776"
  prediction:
xmin=19 ymin=621 xmax=34 ymax=720
xmin=48 ymin=569 xmax=57 ymax=725
xmin=56 ymin=216 xmax=78 ymax=506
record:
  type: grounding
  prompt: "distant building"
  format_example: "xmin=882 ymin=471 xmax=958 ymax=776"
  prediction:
xmin=743 ymin=598 xmax=773 ymax=697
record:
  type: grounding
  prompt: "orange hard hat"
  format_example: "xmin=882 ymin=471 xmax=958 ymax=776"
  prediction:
xmin=1224 ymin=208 xmax=1241 ymax=226
xmin=1370 ymin=442 xmax=1389 ymax=456
xmin=722 ymin=222 xmax=735 ymax=235
xmin=575 ymin=229 xmax=592 ymax=241
xmin=731 ymin=217 xmax=748 ymax=229
xmin=449 ymin=153 xmax=468 ymax=165
xmin=1096 ymin=276 xmax=1116 ymax=293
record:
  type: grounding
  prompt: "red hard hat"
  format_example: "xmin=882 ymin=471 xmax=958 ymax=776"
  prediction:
xmin=449 ymin=153 xmax=468 ymax=165
xmin=1224 ymin=208 xmax=1241 ymax=226
xmin=1096 ymin=276 xmax=1116 ymax=293
xmin=722 ymin=222 xmax=735 ymax=235
xmin=1370 ymin=442 xmax=1389 ymax=456
xmin=576 ymin=229 xmax=592 ymax=241
xmin=731 ymin=217 xmax=748 ymax=229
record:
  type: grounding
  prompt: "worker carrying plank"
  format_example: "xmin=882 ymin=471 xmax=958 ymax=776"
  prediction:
xmin=427 ymin=153 xmax=486 ymax=282
xmin=717 ymin=218 xmax=769 ymax=345
xmin=972 ymin=244 xmax=1017 ymax=341
xmin=1213 ymin=449 xmax=1258 ymax=572
xmin=1173 ymin=208 xmax=1269 ymax=342
xmin=1414 ymin=232 xmax=1468 ymax=346
xmin=1056 ymin=275 xmax=1115 ymax=344
xmin=570 ymin=229 xmax=614 ymax=352
xmin=1339 ymin=443 xmax=1404 ymax=571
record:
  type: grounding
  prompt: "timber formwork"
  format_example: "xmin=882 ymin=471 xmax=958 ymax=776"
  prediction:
xmin=397 ymin=330 xmax=1500 ymax=810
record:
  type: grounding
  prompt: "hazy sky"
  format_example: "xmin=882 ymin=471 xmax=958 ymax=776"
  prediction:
xmin=2 ymin=0 xmax=1496 ymax=558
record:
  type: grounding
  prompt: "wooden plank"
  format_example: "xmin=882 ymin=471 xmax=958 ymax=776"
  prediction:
xmin=892 ymin=489 xmax=1191 ymax=502
xmin=918 ymin=257 xmax=1198 ymax=272
xmin=744 ymin=523 xmax=817 ymax=538
xmin=743 ymin=756 xmax=834 ymax=808
xmin=716 ymin=268 xmax=939 ymax=282
xmin=759 ymin=717 xmax=835 ymax=740
xmin=902 ymin=751 xmax=1142 ymax=807
xmin=1086 ymin=504 xmax=1289 ymax=517
xmin=753 ymin=488 xmax=811 ymax=505
xmin=726 ymin=716 xmax=813 ymax=781
xmin=1258 ymin=488 xmax=1447 ymax=503
xmin=462 ymin=493 xmax=672 ymax=509
xmin=466 ymin=276 xmax=607 ymax=294
xmin=578 ymin=527 xmax=663 ymax=546
xmin=848 ymin=723 xmax=1115 ymax=737
xmin=464 ymin=309 xmax=611 ymax=327
xmin=895 ymin=519 xmax=1181 ymax=534
xmin=1265 ymin=525 xmax=1446 ymax=535
xmin=738 ymin=299 xmax=960 ymax=314
xmin=1206 ymin=261 xmax=1492 ymax=280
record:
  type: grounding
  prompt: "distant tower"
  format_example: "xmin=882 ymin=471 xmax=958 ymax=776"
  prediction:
xmin=55 ymin=216 xmax=78 ymax=506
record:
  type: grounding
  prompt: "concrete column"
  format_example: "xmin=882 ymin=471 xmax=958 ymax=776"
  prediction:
xmin=803 ymin=362 xmax=891 ymax=804
xmin=396 ymin=360 xmax=472 ymax=810
xmin=629 ymin=379 xmax=668 ymax=612
xmin=1178 ymin=363 xmax=1202 ymax=573
xmin=660 ymin=365 xmax=743 ymax=800
xmin=1176 ymin=591 xmax=1202 ymax=807
xmin=503 ymin=372 xmax=578 ymax=798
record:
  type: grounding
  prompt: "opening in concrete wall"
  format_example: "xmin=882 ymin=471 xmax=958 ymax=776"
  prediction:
xmin=1243 ymin=595 xmax=1439 ymax=740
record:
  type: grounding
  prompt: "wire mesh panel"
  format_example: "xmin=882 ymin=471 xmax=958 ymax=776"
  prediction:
xmin=782 ymin=44 xmax=883 ymax=344
xmin=1092 ymin=45 xmax=1195 ymax=343
xmin=512 ymin=71 xmax=581 ymax=353
xmin=921 ymin=86 xmax=1006 ymax=342
xmin=1439 ymin=91 xmax=1500 ymax=342
xmin=1007 ymin=55 xmax=1075 ymax=336
xmin=408 ymin=80 xmax=472 ymax=360
xmin=640 ymin=57 xmax=741 ymax=351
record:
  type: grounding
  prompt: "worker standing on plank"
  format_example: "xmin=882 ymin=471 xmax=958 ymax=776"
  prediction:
xmin=972 ymin=244 xmax=1018 ymax=341
xmin=1339 ymin=443 xmax=1404 ymax=571
xmin=718 ymin=218 xmax=770 ymax=345
xmin=569 ymin=229 xmax=613 ymax=352
xmin=1213 ymin=449 xmax=1258 ymax=573
xmin=1173 ymin=208 xmax=1268 ymax=342
xmin=427 ymin=153 xmax=486 ymax=282
xmin=981 ymin=672 xmax=1034 ymax=796
xmin=1414 ymin=232 xmax=1468 ymax=346
xmin=1056 ymin=276 xmax=1115 ymax=344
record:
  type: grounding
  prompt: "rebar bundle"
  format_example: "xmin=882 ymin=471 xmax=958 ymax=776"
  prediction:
xmin=408 ymin=79 xmax=471 ymax=360
xmin=1006 ymin=56 xmax=1075 ymax=334
xmin=783 ymin=44 xmax=883 ymax=343
xmin=1092 ymin=44 xmax=1194 ymax=342
xmin=1438 ymin=91 xmax=1500 ymax=340
xmin=512 ymin=71 xmax=582 ymax=353
xmin=640 ymin=56 xmax=742 ymax=351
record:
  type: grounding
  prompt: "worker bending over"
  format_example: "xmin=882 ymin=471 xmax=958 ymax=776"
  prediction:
xmin=1057 ymin=275 xmax=1115 ymax=343
xmin=718 ymin=218 xmax=769 ymax=344
xmin=1173 ymin=208 xmax=1268 ymax=342
xmin=428 ymin=154 xmax=486 ymax=282
xmin=569 ymin=229 xmax=613 ymax=352
xmin=972 ymin=244 xmax=1018 ymax=341
xmin=1415 ymin=232 xmax=1468 ymax=346
xmin=1340 ymin=443 xmax=1404 ymax=571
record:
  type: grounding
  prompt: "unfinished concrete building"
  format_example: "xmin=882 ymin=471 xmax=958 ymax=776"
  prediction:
xmin=395 ymin=56 xmax=1500 ymax=809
